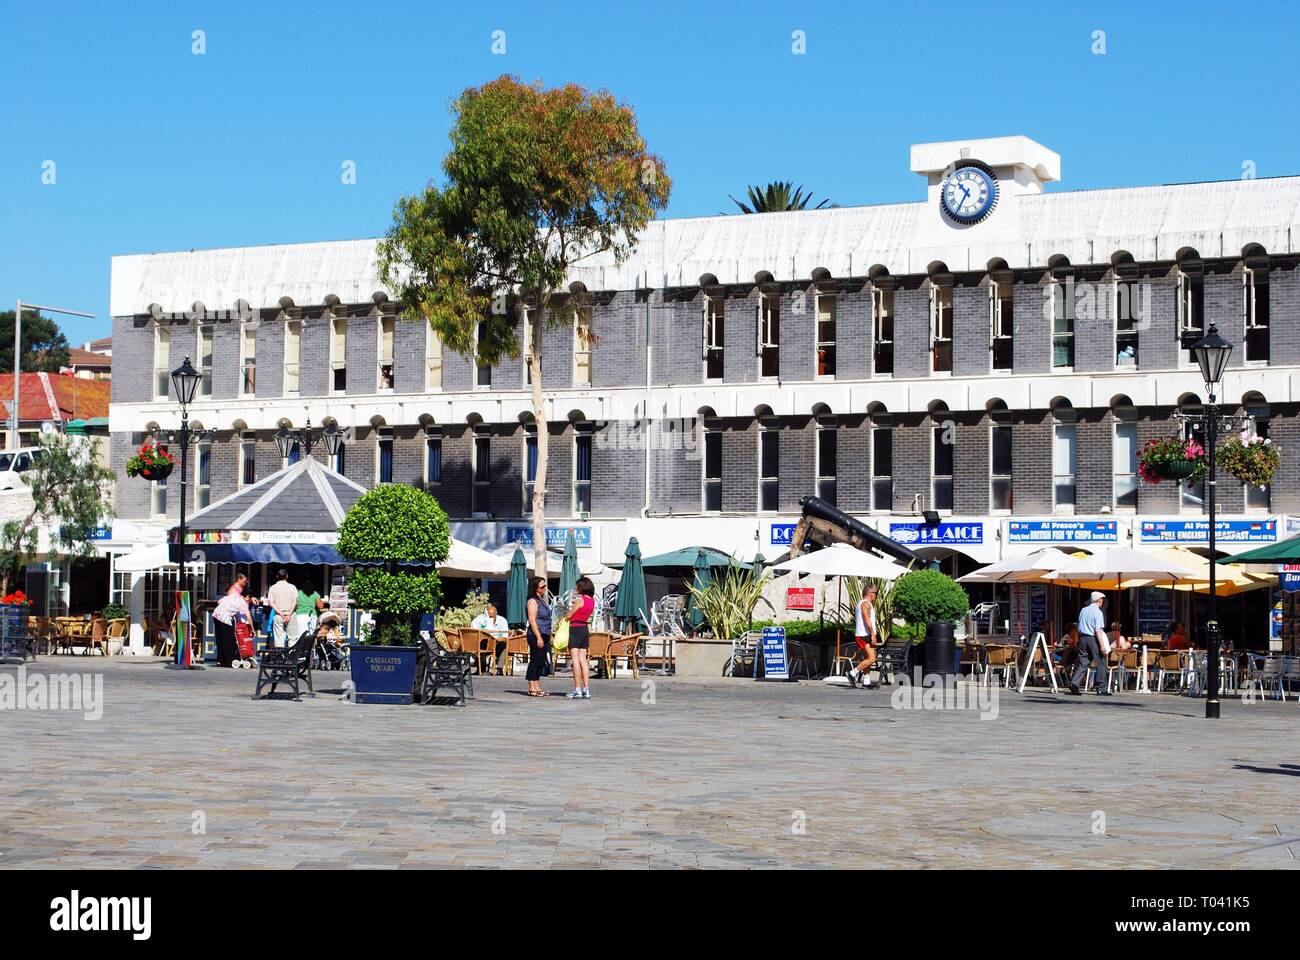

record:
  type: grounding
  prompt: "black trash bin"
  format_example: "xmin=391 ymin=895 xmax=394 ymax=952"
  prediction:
xmin=923 ymin=621 xmax=957 ymax=679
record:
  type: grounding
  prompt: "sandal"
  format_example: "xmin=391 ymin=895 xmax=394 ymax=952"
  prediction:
xmin=528 ymin=690 xmax=550 ymax=697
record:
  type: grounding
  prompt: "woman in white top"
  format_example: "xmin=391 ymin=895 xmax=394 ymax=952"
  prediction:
xmin=846 ymin=584 xmax=880 ymax=689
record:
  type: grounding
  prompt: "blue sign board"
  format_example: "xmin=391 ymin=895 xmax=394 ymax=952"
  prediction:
xmin=1139 ymin=519 xmax=1277 ymax=544
xmin=759 ymin=626 xmax=789 ymax=681
xmin=770 ymin=523 xmax=798 ymax=546
xmin=889 ymin=522 xmax=984 ymax=546
xmin=1007 ymin=520 xmax=1118 ymax=544
xmin=1281 ymin=573 xmax=1300 ymax=593
xmin=504 ymin=526 xmax=592 ymax=549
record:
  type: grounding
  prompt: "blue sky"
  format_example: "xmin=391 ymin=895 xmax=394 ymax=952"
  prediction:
xmin=3 ymin=0 xmax=1298 ymax=346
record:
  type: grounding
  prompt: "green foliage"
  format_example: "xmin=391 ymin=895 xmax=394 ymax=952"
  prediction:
xmin=101 ymin=602 xmax=128 ymax=622
xmin=336 ymin=485 xmax=450 ymax=564
xmin=894 ymin=621 xmax=929 ymax=645
xmin=1217 ymin=437 xmax=1279 ymax=487
xmin=376 ymin=75 xmax=672 ymax=365
xmin=0 ymin=310 xmax=71 ymax=372
xmin=892 ymin=569 xmax=969 ymax=628
xmin=729 ymin=181 xmax=830 ymax=214
xmin=338 ymin=486 xmax=447 ymax=645
xmin=0 ymin=433 xmax=114 ymax=593
xmin=436 ymin=590 xmax=490 ymax=632
xmin=686 ymin=561 xmax=771 ymax=640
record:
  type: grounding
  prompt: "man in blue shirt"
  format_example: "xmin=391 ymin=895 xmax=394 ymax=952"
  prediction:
xmin=1069 ymin=592 xmax=1112 ymax=696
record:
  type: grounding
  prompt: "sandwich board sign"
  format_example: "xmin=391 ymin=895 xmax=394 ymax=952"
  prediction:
xmin=759 ymin=626 xmax=790 ymax=681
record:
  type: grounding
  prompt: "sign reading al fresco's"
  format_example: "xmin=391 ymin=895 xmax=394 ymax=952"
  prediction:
xmin=888 ymin=521 xmax=983 ymax=545
xmin=1006 ymin=520 xmax=1118 ymax=543
xmin=504 ymin=526 xmax=592 ymax=549
xmin=1139 ymin=519 xmax=1277 ymax=543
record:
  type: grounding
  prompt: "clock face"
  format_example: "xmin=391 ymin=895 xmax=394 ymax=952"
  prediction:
xmin=940 ymin=164 xmax=998 ymax=224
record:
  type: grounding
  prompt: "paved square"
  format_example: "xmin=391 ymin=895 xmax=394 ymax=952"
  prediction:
xmin=2 ymin=658 xmax=1298 ymax=869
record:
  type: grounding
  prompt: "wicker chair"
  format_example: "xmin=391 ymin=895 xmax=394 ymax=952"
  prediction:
xmin=586 ymin=631 xmax=614 ymax=678
xmin=606 ymin=633 xmax=641 ymax=679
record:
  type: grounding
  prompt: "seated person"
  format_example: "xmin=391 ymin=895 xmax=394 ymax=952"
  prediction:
xmin=315 ymin=610 xmax=347 ymax=667
xmin=471 ymin=603 xmax=511 ymax=669
xmin=1107 ymin=621 xmax=1133 ymax=652
xmin=1054 ymin=621 xmax=1081 ymax=671
xmin=1166 ymin=622 xmax=1191 ymax=651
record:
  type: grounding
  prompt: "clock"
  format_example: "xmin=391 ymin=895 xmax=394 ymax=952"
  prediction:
xmin=939 ymin=161 xmax=999 ymax=225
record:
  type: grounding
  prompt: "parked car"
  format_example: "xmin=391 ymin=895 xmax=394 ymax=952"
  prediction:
xmin=0 ymin=447 xmax=44 ymax=491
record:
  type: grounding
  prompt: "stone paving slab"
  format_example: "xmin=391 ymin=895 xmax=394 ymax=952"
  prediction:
xmin=1 ymin=658 xmax=1298 ymax=868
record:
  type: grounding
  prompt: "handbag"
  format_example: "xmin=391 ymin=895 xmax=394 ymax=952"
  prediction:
xmin=552 ymin=617 xmax=571 ymax=652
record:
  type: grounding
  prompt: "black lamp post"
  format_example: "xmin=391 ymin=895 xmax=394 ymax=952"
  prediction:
xmin=166 ymin=357 xmax=213 ymax=667
xmin=274 ymin=419 xmax=345 ymax=463
xmin=1190 ymin=323 xmax=1233 ymax=720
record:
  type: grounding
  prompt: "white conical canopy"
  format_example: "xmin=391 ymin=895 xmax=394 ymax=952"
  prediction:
xmin=773 ymin=543 xmax=910 ymax=580
xmin=958 ymin=547 xmax=1077 ymax=584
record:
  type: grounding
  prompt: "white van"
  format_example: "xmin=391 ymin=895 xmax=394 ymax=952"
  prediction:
xmin=0 ymin=447 xmax=44 ymax=491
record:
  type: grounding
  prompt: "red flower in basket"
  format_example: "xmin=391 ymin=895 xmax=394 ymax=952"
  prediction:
xmin=1 ymin=590 xmax=28 ymax=606
xmin=125 ymin=443 xmax=176 ymax=480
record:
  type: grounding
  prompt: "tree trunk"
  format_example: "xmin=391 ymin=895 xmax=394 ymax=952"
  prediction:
xmin=529 ymin=294 xmax=549 ymax=579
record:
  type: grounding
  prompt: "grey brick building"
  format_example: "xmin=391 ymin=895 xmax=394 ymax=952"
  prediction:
xmin=105 ymin=136 xmax=1300 ymax=644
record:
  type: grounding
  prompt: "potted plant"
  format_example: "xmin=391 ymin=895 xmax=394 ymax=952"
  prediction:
xmin=1217 ymin=436 xmax=1279 ymax=488
xmin=681 ymin=561 xmax=771 ymax=677
xmin=102 ymin=602 xmax=129 ymax=655
xmin=891 ymin=570 xmax=969 ymax=679
xmin=0 ymin=590 xmax=30 ymax=660
xmin=1137 ymin=436 xmax=1206 ymax=484
xmin=336 ymin=485 xmax=449 ymax=704
xmin=124 ymin=443 xmax=175 ymax=481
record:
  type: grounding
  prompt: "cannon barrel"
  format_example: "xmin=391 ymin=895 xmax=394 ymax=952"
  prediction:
xmin=797 ymin=495 xmax=922 ymax=566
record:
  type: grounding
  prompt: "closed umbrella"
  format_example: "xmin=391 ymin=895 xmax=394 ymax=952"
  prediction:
xmin=613 ymin=537 xmax=648 ymax=631
xmin=687 ymin=549 xmax=712 ymax=629
xmin=558 ymin=528 xmax=580 ymax=597
xmin=751 ymin=551 xmax=767 ymax=574
xmin=506 ymin=547 xmax=529 ymax=628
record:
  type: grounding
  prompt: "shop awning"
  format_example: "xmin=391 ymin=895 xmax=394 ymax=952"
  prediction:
xmin=1218 ymin=534 xmax=1300 ymax=565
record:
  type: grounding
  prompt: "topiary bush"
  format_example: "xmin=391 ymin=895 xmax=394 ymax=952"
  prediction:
xmin=337 ymin=485 xmax=450 ymax=645
xmin=892 ymin=569 xmax=969 ymax=632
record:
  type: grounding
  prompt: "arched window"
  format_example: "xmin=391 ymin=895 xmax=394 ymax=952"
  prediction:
xmin=1111 ymin=396 xmax=1138 ymax=510
xmin=1177 ymin=396 xmax=1205 ymax=512
xmin=1244 ymin=393 xmax=1271 ymax=511
xmin=1052 ymin=400 xmax=1077 ymax=514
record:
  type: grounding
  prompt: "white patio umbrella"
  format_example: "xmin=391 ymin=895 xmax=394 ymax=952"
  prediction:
xmin=438 ymin=539 xmax=512 ymax=578
xmin=773 ymin=543 xmax=910 ymax=579
xmin=1045 ymin=547 xmax=1199 ymax=635
xmin=957 ymin=547 xmax=1077 ymax=584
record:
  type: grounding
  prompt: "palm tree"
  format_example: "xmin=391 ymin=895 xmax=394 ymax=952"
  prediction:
xmin=729 ymin=181 xmax=831 ymax=214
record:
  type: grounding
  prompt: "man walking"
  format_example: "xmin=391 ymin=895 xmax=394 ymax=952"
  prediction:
xmin=267 ymin=569 xmax=299 ymax=648
xmin=1069 ymin=591 xmax=1112 ymax=696
xmin=846 ymin=583 xmax=881 ymax=690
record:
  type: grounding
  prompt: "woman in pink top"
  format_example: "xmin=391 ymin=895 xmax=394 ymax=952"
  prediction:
xmin=565 ymin=577 xmax=597 ymax=700
xmin=212 ymin=574 xmax=252 ymax=667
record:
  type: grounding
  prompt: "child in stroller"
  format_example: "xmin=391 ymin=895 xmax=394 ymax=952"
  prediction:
xmin=313 ymin=609 xmax=349 ymax=670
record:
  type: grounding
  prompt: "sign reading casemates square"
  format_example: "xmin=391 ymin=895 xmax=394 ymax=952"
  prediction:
xmin=1006 ymin=520 xmax=1118 ymax=543
xmin=1139 ymin=519 xmax=1277 ymax=544
xmin=888 ymin=522 xmax=984 ymax=546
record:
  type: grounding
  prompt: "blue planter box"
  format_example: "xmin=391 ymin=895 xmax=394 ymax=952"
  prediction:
xmin=0 ymin=604 xmax=31 ymax=661
xmin=348 ymin=644 xmax=419 ymax=704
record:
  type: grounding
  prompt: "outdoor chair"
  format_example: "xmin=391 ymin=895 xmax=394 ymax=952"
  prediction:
xmin=1282 ymin=656 xmax=1300 ymax=699
xmin=457 ymin=628 xmax=495 ymax=675
xmin=106 ymin=617 xmax=128 ymax=653
xmin=1242 ymin=654 xmax=1285 ymax=701
xmin=959 ymin=641 xmax=982 ymax=681
xmin=726 ymin=631 xmax=759 ymax=677
xmin=833 ymin=633 xmax=859 ymax=676
xmin=1152 ymin=650 xmax=1186 ymax=692
xmin=253 ymin=630 xmax=316 ymax=701
xmin=606 ymin=633 xmax=641 ymax=678
xmin=501 ymin=631 xmax=530 ymax=676
xmin=983 ymin=645 xmax=1020 ymax=688
xmin=28 ymin=617 xmax=54 ymax=656
xmin=586 ymin=631 xmax=613 ymax=678
xmin=419 ymin=636 xmax=473 ymax=706
xmin=873 ymin=636 xmax=914 ymax=685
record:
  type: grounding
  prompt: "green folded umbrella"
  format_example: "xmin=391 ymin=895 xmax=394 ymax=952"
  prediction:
xmin=687 ymin=549 xmax=712 ymax=629
xmin=751 ymin=552 xmax=767 ymax=574
xmin=506 ymin=547 xmax=529 ymax=628
xmin=558 ymin=528 xmax=580 ymax=597
xmin=613 ymin=537 xmax=648 ymax=630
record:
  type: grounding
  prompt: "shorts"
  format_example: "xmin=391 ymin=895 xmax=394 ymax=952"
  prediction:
xmin=855 ymin=636 xmax=871 ymax=652
xmin=569 ymin=625 xmax=590 ymax=650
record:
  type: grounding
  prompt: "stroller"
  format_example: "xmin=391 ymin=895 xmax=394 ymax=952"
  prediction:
xmin=312 ymin=610 xmax=349 ymax=671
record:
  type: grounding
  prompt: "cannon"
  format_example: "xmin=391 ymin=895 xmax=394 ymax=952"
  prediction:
xmin=788 ymin=496 xmax=922 ymax=567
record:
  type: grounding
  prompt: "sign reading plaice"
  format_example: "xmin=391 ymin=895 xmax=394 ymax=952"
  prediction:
xmin=889 ymin=521 xmax=983 ymax=546
xmin=1139 ymin=519 xmax=1277 ymax=544
xmin=1006 ymin=520 xmax=1118 ymax=543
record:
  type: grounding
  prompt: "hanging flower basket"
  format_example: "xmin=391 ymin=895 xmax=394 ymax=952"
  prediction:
xmin=1138 ymin=437 xmax=1207 ymax=485
xmin=125 ymin=443 xmax=175 ymax=480
xmin=1217 ymin=436 xmax=1279 ymax=487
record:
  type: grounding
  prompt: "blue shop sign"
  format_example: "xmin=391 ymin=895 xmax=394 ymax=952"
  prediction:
xmin=889 ymin=522 xmax=983 ymax=546
xmin=1282 ymin=573 xmax=1300 ymax=593
xmin=1006 ymin=520 xmax=1118 ymax=543
xmin=1139 ymin=519 xmax=1277 ymax=544
xmin=770 ymin=523 xmax=797 ymax=546
xmin=504 ymin=526 xmax=592 ymax=549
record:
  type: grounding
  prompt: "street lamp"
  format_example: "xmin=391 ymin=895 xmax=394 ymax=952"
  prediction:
xmin=274 ymin=418 xmax=343 ymax=462
xmin=164 ymin=357 xmax=214 ymax=667
xmin=1191 ymin=323 xmax=1234 ymax=720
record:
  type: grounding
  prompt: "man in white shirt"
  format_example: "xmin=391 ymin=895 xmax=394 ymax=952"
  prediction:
xmin=266 ymin=569 xmax=300 ymax=648
xmin=471 ymin=604 xmax=509 ymax=636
